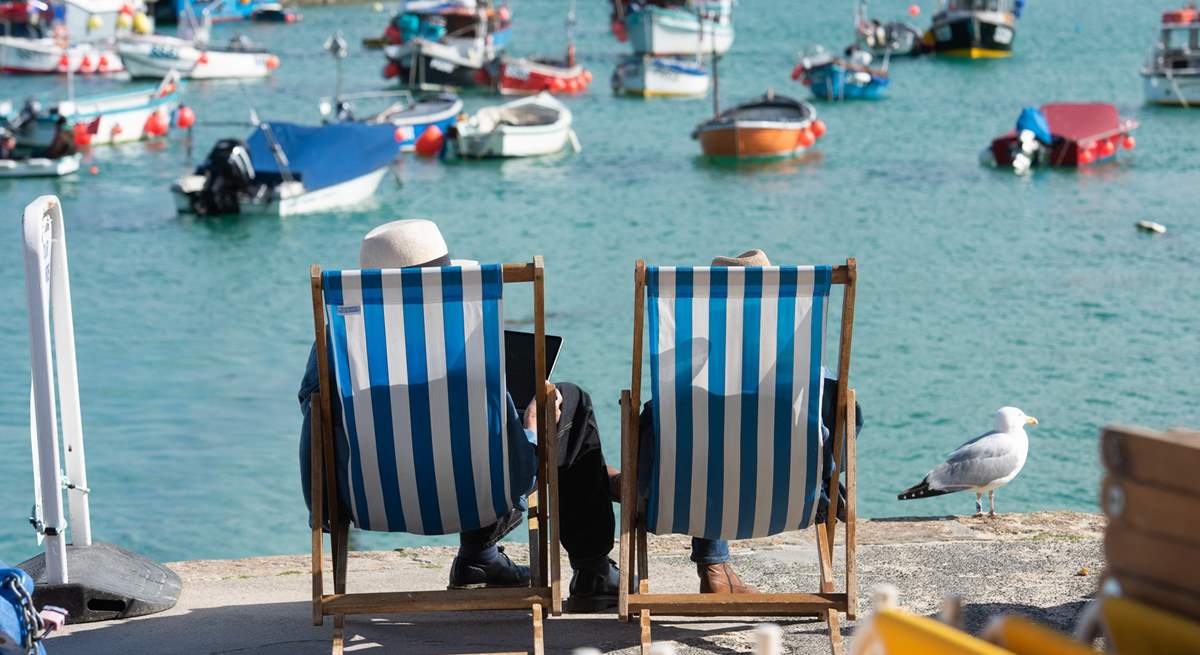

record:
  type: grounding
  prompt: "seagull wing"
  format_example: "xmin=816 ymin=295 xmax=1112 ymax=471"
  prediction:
xmin=925 ymin=430 xmax=1022 ymax=493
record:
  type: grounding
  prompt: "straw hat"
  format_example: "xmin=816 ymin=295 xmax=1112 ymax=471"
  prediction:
xmin=359 ymin=219 xmax=454 ymax=269
xmin=711 ymin=249 xmax=771 ymax=267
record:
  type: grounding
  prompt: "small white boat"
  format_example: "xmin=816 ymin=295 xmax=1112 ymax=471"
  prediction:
xmin=450 ymin=92 xmax=577 ymax=159
xmin=612 ymin=55 xmax=709 ymax=97
xmin=117 ymin=33 xmax=279 ymax=79
xmin=13 ymin=73 xmax=183 ymax=148
xmin=0 ymin=154 xmax=81 ymax=178
xmin=1142 ymin=6 xmax=1200 ymax=107
xmin=626 ymin=3 xmax=734 ymax=56
xmin=172 ymin=121 xmax=400 ymax=216
xmin=0 ymin=37 xmax=124 ymax=75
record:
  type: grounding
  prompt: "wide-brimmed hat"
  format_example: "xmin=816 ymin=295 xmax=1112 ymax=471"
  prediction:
xmin=359 ymin=219 xmax=457 ymax=269
xmin=711 ymin=249 xmax=771 ymax=267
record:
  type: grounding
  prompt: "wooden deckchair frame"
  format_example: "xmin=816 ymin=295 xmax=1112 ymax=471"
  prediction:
xmin=308 ymin=258 xmax=562 ymax=655
xmin=617 ymin=258 xmax=858 ymax=655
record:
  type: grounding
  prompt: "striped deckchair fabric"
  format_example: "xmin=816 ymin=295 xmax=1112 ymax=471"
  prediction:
xmin=321 ymin=264 xmax=521 ymax=536
xmin=645 ymin=265 xmax=832 ymax=540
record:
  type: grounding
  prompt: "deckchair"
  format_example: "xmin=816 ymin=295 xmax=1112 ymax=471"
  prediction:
xmin=307 ymin=259 xmax=562 ymax=655
xmin=617 ymin=259 xmax=859 ymax=655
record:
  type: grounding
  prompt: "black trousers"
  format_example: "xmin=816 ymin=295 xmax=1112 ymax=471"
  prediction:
xmin=461 ymin=382 xmax=615 ymax=566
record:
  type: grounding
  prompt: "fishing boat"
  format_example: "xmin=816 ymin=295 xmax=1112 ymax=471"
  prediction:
xmin=792 ymin=46 xmax=889 ymax=101
xmin=625 ymin=1 xmax=733 ymax=56
xmin=172 ymin=120 xmax=400 ymax=216
xmin=449 ymin=92 xmax=578 ymax=158
xmin=117 ymin=33 xmax=279 ymax=79
xmin=321 ymin=90 xmax=461 ymax=152
xmin=492 ymin=3 xmax=591 ymax=95
xmin=693 ymin=90 xmax=825 ymax=161
xmin=0 ymin=153 xmax=81 ymax=177
xmin=0 ymin=0 xmax=152 ymax=74
xmin=0 ymin=36 xmax=123 ymax=74
xmin=612 ymin=54 xmax=709 ymax=97
xmin=381 ymin=0 xmax=511 ymax=90
xmin=925 ymin=0 xmax=1022 ymax=59
xmin=1142 ymin=5 xmax=1200 ymax=107
xmin=851 ymin=0 xmax=926 ymax=56
xmin=156 ymin=0 xmax=298 ymax=24
xmin=7 ymin=72 xmax=183 ymax=148
xmin=982 ymin=103 xmax=1138 ymax=174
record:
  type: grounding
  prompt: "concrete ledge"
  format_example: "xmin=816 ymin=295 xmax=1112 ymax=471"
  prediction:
xmin=47 ymin=512 xmax=1104 ymax=654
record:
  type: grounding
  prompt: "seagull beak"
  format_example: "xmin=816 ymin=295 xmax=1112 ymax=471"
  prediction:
xmin=1026 ymin=416 xmax=1039 ymax=426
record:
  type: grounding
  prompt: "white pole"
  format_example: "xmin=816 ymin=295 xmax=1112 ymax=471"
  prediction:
xmin=48 ymin=200 xmax=92 ymax=547
xmin=23 ymin=196 xmax=70 ymax=584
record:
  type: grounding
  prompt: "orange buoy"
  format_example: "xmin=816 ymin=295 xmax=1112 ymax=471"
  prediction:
xmin=111 ymin=123 xmax=123 ymax=138
xmin=908 ymin=4 xmax=920 ymax=16
xmin=97 ymin=55 xmax=109 ymax=71
xmin=175 ymin=105 xmax=196 ymax=129
xmin=72 ymin=123 xmax=92 ymax=146
xmin=265 ymin=55 xmax=280 ymax=71
xmin=811 ymin=119 xmax=827 ymax=138
xmin=143 ymin=111 xmax=168 ymax=137
xmin=797 ymin=128 xmax=815 ymax=148
xmin=1122 ymin=135 xmax=1136 ymax=150
xmin=414 ymin=125 xmax=444 ymax=157
xmin=89 ymin=165 xmax=99 ymax=175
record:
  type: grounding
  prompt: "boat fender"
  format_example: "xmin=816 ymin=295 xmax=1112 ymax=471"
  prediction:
xmin=175 ymin=106 xmax=196 ymax=129
xmin=1122 ymin=136 xmax=1135 ymax=150
xmin=414 ymin=125 xmax=444 ymax=158
xmin=72 ymin=123 xmax=92 ymax=147
xmin=811 ymin=119 xmax=827 ymax=138
xmin=797 ymin=128 xmax=815 ymax=148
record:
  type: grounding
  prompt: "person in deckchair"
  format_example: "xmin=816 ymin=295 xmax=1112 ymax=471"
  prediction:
xmin=634 ymin=249 xmax=864 ymax=594
xmin=297 ymin=219 xmax=621 ymax=612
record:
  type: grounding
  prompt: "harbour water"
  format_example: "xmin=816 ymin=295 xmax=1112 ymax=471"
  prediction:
xmin=1 ymin=0 xmax=1197 ymax=563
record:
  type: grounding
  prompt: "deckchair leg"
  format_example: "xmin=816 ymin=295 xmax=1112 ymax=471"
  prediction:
xmin=816 ymin=527 xmax=843 ymax=654
xmin=639 ymin=608 xmax=652 ymax=655
xmin=331 ymin=614 xmax=345 ymax=655
xmin=825 ymin=609 xmax=843 ymax=655
xmin=531 ymin=603 xmax=545 ymax=655
xmin=333 ymin=519 xmax=349 ymax=594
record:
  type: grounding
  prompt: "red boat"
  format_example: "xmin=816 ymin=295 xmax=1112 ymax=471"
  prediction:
xmin=493 ymin=46 xmax=592 ymax=95
xmin=985 ymin=103 xmax=1138 ymax=173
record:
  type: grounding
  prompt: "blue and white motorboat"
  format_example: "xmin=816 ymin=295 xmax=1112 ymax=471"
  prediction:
xmin=625 ymin=2 xmax=733 ymax=56
xmin=171 ymin=120 xmax=401 ymax=216
xmin=320 ymin=91 xmax=461 ymax=152
xmin=792 ymin=46 xmax=890 ymax=101
xmin=612 ymin=55 xmax=709 ymax=97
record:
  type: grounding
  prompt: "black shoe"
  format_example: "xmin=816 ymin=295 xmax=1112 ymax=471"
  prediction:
xmin=447 ymin=546 xmax=531 ymax=589
xmin=565 ymin=558 xmax=619 ymax=613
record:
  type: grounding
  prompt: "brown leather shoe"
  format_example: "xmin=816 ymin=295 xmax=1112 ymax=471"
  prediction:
xmin=697 ymin=562 xmax=759 ymax=594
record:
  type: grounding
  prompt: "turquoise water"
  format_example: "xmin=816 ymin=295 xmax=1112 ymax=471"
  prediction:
xmin=1 ymin=1 xmax=1197 ymax=564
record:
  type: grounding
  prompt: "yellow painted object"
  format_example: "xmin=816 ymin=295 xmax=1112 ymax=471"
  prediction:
xmin=1103 ymin=596 xmax=1200 ymax=655
xmin=132 ymin=12 xmax=151 ymax=34
xmin=985 ymin=615 xmax=1096 ymax=655
xmin=941 ymin=48 xmax=1012 ymax=59
xmin=863 ymin=610 xmax=1014 ymax=654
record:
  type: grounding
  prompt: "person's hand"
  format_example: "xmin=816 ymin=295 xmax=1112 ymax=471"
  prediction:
xmin=524 ymin=388 xmax=563 ymax=432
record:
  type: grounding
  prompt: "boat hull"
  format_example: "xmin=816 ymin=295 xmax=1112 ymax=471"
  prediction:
xmin=803 ymin=64 xmax=889 ymax=100
xmin=498 ymin=59 xmax=592 ymax=95
xmin=612 ymin=56 xmax=709 ymax=97
xmin=929 ymin=12 xmax=1014 ymax=58
xmin=453 ymin=93 xmax=574 ymax=158
xmin=0 ymin=37 xmax=123 ymax=75
xmin=696 ymin=124 xmax=810 ymax=161
xmin=1142 ymin=73 xmax=1200 ymax=106
xmin=173 ymin=167 xmax=390 ymax=216
xmin=0 ymin=154 xmax=81 ymax=178
xmin=16 ymin=81 xmax=183 ymax=149
xmin=626 ymin=7 xmax=734 ymax=56
xmin=385 ymin=42 xmax=492 ymax=90
xmin=118 ymin=36 xmax=277 ymax=79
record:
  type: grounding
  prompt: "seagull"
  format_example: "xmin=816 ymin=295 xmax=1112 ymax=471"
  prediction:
xmin=897 ymin=407 xmax=1038 ymax=517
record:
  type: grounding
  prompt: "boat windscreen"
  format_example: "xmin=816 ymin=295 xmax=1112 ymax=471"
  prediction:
xmin=246 ymin=121 xmax=398 ymax=190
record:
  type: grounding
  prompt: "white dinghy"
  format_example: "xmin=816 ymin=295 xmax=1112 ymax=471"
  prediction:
xmin=0 ymin=154 xmax=81 ymax=178
xmin=450 ymin=92 xmax=578 ymax=159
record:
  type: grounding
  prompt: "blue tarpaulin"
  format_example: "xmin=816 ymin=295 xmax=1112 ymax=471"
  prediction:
xmin=246 ymin=121 xmax=399 ymax=191
xmin=1015 ymin=106 xmax=1052 ymax=144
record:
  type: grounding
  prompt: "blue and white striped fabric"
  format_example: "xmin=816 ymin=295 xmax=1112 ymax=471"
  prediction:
xmin=646 ymin=265 xmax=831 ymax=541
xmin=322 ymin=265 xmax=518 ymax=535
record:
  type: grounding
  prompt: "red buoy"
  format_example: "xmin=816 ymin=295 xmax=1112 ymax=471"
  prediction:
xmin=197 ymin=51 xmax=209 ymax=65
xmin=175 ymin=105 xmax=196 ymax=129
xmin=414 ymin=125 xmax=444 ymax=157
xmin=1079 ymin=149 xmax=1094 ymax=165
xmin=266 ymin=55 xmax=280 ymax=71
xmin=72 ymin=123 xmax=92 ymax=147
xmin=811 ymin=119 xmax=827 ymax=138
xmin=143 ymin=111 xmax=168 ymax=137
xmin=1122 ymin=136 xmax=1136 ymax=150
xmin=797 ymin=128 xmax=815 ymax=148
xmin=1100 ymin=140 xmax=1116 ymax=158
xmin=383 ymin=61 xmax=401 ymax=79
xmin=908 ymin=4 xmax=921 ymax=17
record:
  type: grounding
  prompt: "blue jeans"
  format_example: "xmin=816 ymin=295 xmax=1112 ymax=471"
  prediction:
xmin=690 ymin=537 xmax=730 ymax=564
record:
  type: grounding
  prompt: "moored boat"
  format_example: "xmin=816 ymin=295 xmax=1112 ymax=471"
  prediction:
xmin=612 ymin=54 xmax=709 ymax=97
xmin=172 ymin=121 xmax=400 ymax=216
xmin=0 ymin=36 xmax=123 ymax=74
xmin=693 ymin=90 xmax=826 ymax=161
xmin=321 ymin=90 xmax=462 ymax=152
xmin=381 ymin=0 xmax=511 ymax=90
xmin=449 ymin=92 xmax=577 ymax=158
xmin=982 ymin=103 xmax=1138 ymax=173
xmin=0 ymin=153 xmax=81 ymax=177
xmin=925 ymin=0 xmax=1021 ymax=59
xmin=1141 ymin=5 xmax=1200 ymax=107
xmin=117 ymin=32 xmax=279 ymax=79
xmin=495 ymin=55 xmax=592 ymax=95
xmin=626 ymin=2 xmax=733 ymax=56
xmin=792 ymin=46 xmax=889 ymax=101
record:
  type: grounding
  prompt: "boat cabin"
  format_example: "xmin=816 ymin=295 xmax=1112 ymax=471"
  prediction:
xmin=1155 ymin=8 xmax=1200 ymax=72
xmin=939 ymin=0 xmax=1016 ymax=15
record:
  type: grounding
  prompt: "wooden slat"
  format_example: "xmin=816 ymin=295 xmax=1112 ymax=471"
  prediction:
xmin=532 ymin=257 xmax=550 ymax=590
xmin=618 ymin=391 xmax=634 ymax=621
xmin=639 ymin=608 xmax=652 ymax=655
xmin=1106 ymin=527 xmax=1200 ymax=594
xmin=310 ymin=399 xmax=324 ymax=627
xmin=531 ymin=603 xmax=544 ymax=655
xmin=1101 ymin=425 xmax=1200 ymax=496
xmin=1113 ymin=572 xmax=1200 ymax=623
xmin=322 ymin=588 xmax=554 ymax=615
xmin=845 ymin=388 xmax=858 ymax=621
xmin=542 ymin=381 xmax=562 ymax=616
xmin=627 ymin=593 xmax=845 ymax=616
xmin=502 ymin=262 xmax=536 ymax=282
xmin=1104 ymin=475 xmax=1200 ymax=548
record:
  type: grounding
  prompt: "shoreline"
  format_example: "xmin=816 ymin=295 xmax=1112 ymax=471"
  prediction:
xmin=49 ymin=511 xmax=1104 ymax=654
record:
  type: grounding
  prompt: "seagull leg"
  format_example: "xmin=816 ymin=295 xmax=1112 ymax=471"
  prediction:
xmin=988 ymin=490 xmax=997 ymax=518
xmin=973 ymin=493 xmax=984 ymax=518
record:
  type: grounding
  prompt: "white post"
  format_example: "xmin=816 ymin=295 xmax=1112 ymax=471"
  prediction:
xmin=22 ymin=195 xmax=93 ymax=585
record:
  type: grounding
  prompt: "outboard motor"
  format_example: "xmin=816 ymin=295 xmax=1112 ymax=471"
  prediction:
xmin=192 ymin=139 xmax=255 ymax=216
